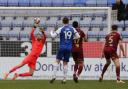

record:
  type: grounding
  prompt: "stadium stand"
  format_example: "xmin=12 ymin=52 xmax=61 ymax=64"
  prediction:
xmin=7 ymin=0 xmax=19 ymax=6
xmin=0 ymin=0 xmax=120 ymax=7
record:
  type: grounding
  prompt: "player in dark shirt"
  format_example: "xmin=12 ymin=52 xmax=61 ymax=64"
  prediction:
xmin=99 ymin=25 xmax=125 ymax=83
xmin=71 ymin=21 xmax=87 ymax=83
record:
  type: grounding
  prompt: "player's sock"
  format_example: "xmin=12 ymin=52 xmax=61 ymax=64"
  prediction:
xmin=74 ymin=63 xmax=78 ymax=75
xmin=116 ymin=66 xmax=120 ymax=81
xmin=77 ymin=63 xmax=83 ymax=76
xmin=19 ymin=72 xmax=32 ymax=77
xmin=63 ymin=65 xmax=68 ymax=81
xmin=9 ymin=66 xmax=21 ymax=73
xmin=53 ymin=63 xmax=59 ymax=79
xmin=101 ymin=63 xmax=109 ymax=77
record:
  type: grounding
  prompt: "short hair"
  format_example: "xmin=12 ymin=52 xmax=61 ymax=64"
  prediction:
xmin=62 ymin=17 xmax=69 ymax=24
xmin=111 ymin=25 xmax=118 ymax=31
xmin=72 ymin=21 xmax=78 ymax=28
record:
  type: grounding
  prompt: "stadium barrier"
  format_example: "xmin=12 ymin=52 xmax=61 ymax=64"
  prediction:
xmin=0 ymin=57 xmax=128 ymax=80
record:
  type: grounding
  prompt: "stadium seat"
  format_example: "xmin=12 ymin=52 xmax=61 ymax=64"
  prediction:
xmin=52 ymin=0 xmax=64 ymax=6
xmin=19 ymin=0 xmax=30 ymax=6
xmin=123 ymin=0 xmax=128 ymax=4
xmin=7 ymin=0 xmax=19 ymax=6
xmin=98 ymin=31 xmax=107 ymax=38
xmin=0 ymin=0 xmax=7 ymax=6
xmin=97 ymin=0 xmax=107 ymax=6
xmin=107 ymin=0 xmax=116 ymax=6
xmin=30 ymin=0 xmax=41 ymax=6
xmin=86 ymin=0 xmax=97 ymax=6
xmin=113 ymin=20 xmax=124 ymax=28
xmin=87 ymin=31 xmax=99 ymax=38
xmin=63 ymin=0 xmax=74 ymax=6
xmin=121 ymin=31 xmax=128 ymax=38
xmin=74 ymin=0 xmax=86 ymax=6
xmin=41 ymin=0 xmax=52 ymax=6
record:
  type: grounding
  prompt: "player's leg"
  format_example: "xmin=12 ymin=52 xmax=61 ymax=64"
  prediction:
xmin=72 ymin=52 xmax=79 ymax=79
xmin=12 ymin=68 xmax=34 ymax=80
xmin=50 ymin=49 xmax=62 ymax=83
xmin=77 ymin=51 xmax=84 ymax=77
xmin=62 ymin=61 xmax=68 ymax=84
xmin=12 ymin=55 xmax=37 ymax=80
xmin=112 ymin=58 xmax=125 ymax=83
xmin=61 ymin=50 xmax=70 ymax=84
xmin=99 ymin=59 xmax=111 ymax=82
xmin=4 ymin=62 xmax=25 ymax=80
xmin=77 ymin=61 xmax=84 ymax=77
xmin=49 ymin=59 xmax=60 ymax=83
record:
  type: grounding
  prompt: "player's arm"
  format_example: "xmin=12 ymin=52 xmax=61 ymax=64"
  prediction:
xmin=73 ymin=28 xmax=80 ymax=39
xmin=82 ymin=31 xmax=87 ymax=42
xmin=50 ymin=27 xmax=62 ymax=38
xmin=119 ymin=40 xmax=125 ymax=57
xmin=30 ymin=28 xmax=36 ymax=42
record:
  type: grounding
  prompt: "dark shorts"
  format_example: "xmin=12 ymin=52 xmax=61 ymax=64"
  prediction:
xmin=72 ymin=51 xmax=84 ymax=62
xmin=104 ymin=47 xmax=119 ymax=60
xmin=56 ymin=49 xmax=71 ymax=62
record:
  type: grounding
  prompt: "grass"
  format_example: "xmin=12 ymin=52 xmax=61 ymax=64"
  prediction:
xmin=0 ymin=80 xmax=127 ymax=89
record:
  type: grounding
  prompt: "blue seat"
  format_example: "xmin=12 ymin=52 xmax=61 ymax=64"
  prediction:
xmin=30 ymin=0 xmax=41 ymax=6
xmin=19 ymin=0 xmax=30 ymax=6
xmin=86 ymin=0 xmax=96 ymax=6
xmin=63 ymin=0 xmax=74 ymax=6
xmin=8 ymin=0 xmax=19 ymax=6
xmin=52 ymin=0 xmax=64 ymax=6
xmin=121 ymin=31 xmax=128 ymax=38
xmin=74 ymin=0 xmax=86 ymax=6
xmin=87 ymin=31 xmax=99 ymax=38
xmin=123 ymin=0 xmax=128 ymax=4
xmin=0 ymin=0 xmax=7 ymax=6
xmin=41 ymin=0 xmax=52 ymax=6
xmin=108 ymin=0 xmax=116 ymax=6
xmin=97 ymin=0 xmax=107 ymax=6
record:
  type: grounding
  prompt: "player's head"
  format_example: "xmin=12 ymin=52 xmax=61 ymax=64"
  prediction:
xmin=72 ymin=21 xmax=79 ymax=28
xmin=111 ymin=25 xmax=118 ymax=31
xmin=62 ymin=17 xmax=69 ymax=24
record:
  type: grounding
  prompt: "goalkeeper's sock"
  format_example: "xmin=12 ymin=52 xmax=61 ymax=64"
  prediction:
xmin=101 ymin=63 xmax=109 ymax=77
xmin=53 ymin=63 xmax=59 ymax=79
xmin=77 ymin=63 xmax=84 ymax=76
xmin=63 ymin=65 xmax=68 ymax=80
xmin=19 ymin=72 xmax=33 ymax=77
xmin=116 ymin=66 xmax=120 ymax=81
xmin=74 ymin=63 xmax=78 ymax=75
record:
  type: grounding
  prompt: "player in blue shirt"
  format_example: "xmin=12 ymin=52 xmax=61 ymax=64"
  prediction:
xmin=50 ymin=17 xmax=80 ymax=84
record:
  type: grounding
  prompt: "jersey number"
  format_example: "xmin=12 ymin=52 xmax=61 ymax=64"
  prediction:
xmin=64 ymin=31 xmax=72 ymax=39
xmin=108 ymin=36 xmax=113 ymax=46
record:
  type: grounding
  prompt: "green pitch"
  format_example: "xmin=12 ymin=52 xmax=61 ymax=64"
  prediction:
xmin=0 ymin=80 xmax=127 ymax=89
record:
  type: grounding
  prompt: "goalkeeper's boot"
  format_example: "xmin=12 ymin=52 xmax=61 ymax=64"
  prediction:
xmin=12 ymin=73 xmax=18 ymax=80
xmin=4 ymin=73 xmax=9 ymax=80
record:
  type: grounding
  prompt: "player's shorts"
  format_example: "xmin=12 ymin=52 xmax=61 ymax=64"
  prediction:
xmin=104 ymin=47 xmax=119 ymax=60
xmin=56 ymin=48 xmax=71 ymax=62
xmin=22 ymin=54 xmax=38 ymax=70
xmin=72 ymin=51 xmax=84 ymax=62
